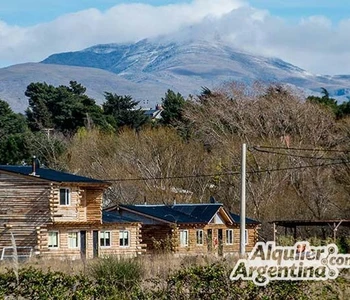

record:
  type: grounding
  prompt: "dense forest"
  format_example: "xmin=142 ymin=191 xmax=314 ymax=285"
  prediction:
xmin=1 ymin=81 xmax=350 ymax=239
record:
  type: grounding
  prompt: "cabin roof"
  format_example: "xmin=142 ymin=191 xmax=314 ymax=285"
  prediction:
xmin=102 ymin=211 xmax=139 ymax=224
xmin=0 ymin=165 xmax=108 ymax=185
xmin=118 ymin=203 xmax=259 ymax=225
xmin=229 ymin=212 xmax=261 ymax=225
xmin=171 ymin=204 xmax=223 ymax=223
xmin=120 ymin=204 xmax=202 ymax=224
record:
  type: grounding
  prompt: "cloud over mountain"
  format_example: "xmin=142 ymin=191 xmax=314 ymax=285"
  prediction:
xmin=0 ymin=0 xmax=349 ymax=75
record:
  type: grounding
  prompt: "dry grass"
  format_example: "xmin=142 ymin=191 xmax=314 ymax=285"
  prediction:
xmin=0 ymin=253 xmax=239 ymax=279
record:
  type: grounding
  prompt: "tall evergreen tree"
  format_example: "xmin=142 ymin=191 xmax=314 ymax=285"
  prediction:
xmin=0 ymin=99 xmax=32 ymax=164
xmin=102 ymin=92 xmax=149 ymax=130
xmin=160 ymin=89 xmax=186 ymax=125
xmin=25 ymin=81 xmax=108 ymax=133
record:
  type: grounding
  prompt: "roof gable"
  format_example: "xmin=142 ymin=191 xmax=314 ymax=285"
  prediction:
xmin=0 ymin=165 xmax=108 ymax=185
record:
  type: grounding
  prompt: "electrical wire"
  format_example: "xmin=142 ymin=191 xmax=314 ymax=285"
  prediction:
xmin=103 ymin=160 xmax=350 ymax=182
xmin=250 ymin=146 xmax=343 ymax=160
xmin=253 ymin=145 xmax=350 ymax=153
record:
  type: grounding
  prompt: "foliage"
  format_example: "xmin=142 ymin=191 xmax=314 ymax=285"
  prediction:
xmin=0 ymin=266 xmax=96 ymax=299
xmin=0 ymin=99 xmax=33 ymax=164
xmin=160 ymin=89 xmax=186 ymax=126
xmin=0 ymin=260 xmax=349 ymax=299
xmin=103 ymin=92 xmax=150 ymax=130
xmin=307 ymin=87 xmax=350 ymax=119
xmin=88 ymin=256 xmax=143 ymax=291
xmin=25 ymin=81 xmax=108 ymax=133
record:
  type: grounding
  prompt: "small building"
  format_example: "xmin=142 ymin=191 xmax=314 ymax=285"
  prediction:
xmin=143 ymin=104 xmax=163 ymax=120
xmin=106 ymin=203 xmax=260 ymax=256
xmin=0 ymin=164 xmax=143 ymax=260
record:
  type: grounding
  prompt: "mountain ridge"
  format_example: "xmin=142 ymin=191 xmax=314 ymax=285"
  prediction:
xmin=1 ymin=37 xmax=350 ymax=113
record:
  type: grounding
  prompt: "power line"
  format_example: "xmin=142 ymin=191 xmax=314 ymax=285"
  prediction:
xmin=254 ymin=145 xmax=350 ymax=153
xmin=103 ymin=160 xmax=350 ymax=182
xmin=250 ymin=146 xmax=342 ymax=160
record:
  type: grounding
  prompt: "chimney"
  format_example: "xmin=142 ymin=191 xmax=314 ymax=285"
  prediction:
xmin=30 ymin=156 xmax=40 ymax=177
xmin=31 ymin=156 xmax=36 ymax=176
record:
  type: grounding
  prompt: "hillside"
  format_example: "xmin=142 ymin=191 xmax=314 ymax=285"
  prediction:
xmin=1 ymin=37 xmax=350 ymax=112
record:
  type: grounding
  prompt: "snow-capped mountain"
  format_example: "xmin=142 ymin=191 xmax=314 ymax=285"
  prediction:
xmin=1 ymin=36 xmax=349 ymax=113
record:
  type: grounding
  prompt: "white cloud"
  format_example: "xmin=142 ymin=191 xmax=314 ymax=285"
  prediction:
xmin=0 ymin=0 xmax=243 ymax=65
xmin=0 ymin=0 xmax=350 ymax=75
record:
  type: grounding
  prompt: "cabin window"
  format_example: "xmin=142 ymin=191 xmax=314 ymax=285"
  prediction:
xmin=59 ymin=188 xmax=70 ymax=205
xmin=226 ymin=229 xmax=233 ymax=245
xmin=119 ymin=230 xmax=129 ymax=247
xmin=68 ymin=232 xmax=79 ymax=248
xmin=100 ymin=231 xmax=111 ymax=247
xmin=245 ymin=229 xmax=249 ymax=245
xmin=48 ymin=231 xmax=59 ymax=248
xmin=179 ymin=230 xmax=188 ymax=247
xmin=196 ymin=230 xmax=203 ymax=245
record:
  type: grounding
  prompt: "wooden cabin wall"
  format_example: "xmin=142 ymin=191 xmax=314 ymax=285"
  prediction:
xmin=52 ymin=186 xmax=103 ymax=224
xmin=0 ymin=172 xmax=52 ymax=252
xmin=52 ymin=185 xmax=83 ymax=222
xmin=40 ymin=224 xmax=142 ymax=260
xmin=175 ymin=225 xmax=259 ymax=255
xmin=99 ymin=224 xmax=143 ymax=257
xmin=86 ymin=189 xmax=103 ymax=222
xmin=141 ymin=224 xmax=174 ymax=252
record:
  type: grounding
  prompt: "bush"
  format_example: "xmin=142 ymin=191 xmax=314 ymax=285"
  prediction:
xmin=0 ymin=266 xmax=96 ymax=299
xmin=88 ymin=256 xmax=143 ymax=292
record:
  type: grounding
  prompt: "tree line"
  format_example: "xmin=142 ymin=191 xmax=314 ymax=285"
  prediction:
xmin=1 ymin=80 xmax=350 ymax=239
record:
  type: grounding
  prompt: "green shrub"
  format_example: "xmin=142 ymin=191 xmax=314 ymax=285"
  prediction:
xmin=89 ymin=256 xmax=143 ymax=292
xmin=0 ymin=266 xmax=97 ymax=299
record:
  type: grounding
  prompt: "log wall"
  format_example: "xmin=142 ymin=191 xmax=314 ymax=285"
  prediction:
xmin=0 ymin=172 xmax=52 ymax=252
xmin=41 ymin=223 xmax=142 ymax=259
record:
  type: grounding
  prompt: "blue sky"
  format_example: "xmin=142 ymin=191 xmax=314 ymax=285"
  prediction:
xmin=1 ymin=0 xmax=347 ymax=26
xmin=0 ymin=0 xmax=349 ymax=74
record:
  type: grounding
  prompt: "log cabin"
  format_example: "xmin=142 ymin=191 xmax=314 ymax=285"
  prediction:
xmin=106 ymin=202 xmax=260 ymax=256
xmin=0 ymin=164 xmax=143 ymax=260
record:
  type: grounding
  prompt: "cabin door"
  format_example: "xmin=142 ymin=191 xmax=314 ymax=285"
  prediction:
xmin=218 ymin=229 xmax=223 ymax=256
xmin=80 ymin=231 xmax=87 ymax=259
xmin=93 ymin=230 xmax=99 ymax=258
xmin=207 ymin=229 xmax=212 ymax=252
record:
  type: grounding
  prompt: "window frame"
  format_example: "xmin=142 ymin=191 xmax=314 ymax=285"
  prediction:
xmin=179 ymin=229 xmax=189 ymax=247
xmin=100 ymin=230 xmax=111 ymax=247
xmin=59 ymin=187 xmax=71 ymax=206
xmin=245 ymin=229 xmax=249 ymax=245
xmin=226 ymin=229 xmax=233 ymax=245
xmin=196 ymin=229 xmax=203 ymax=246
xmin=48 ymin=231 xmax=59 ymax=249
xmin=68 ymin=231 xmax=79 ymax=249
xmin=119 ymin=230 xmax=130 ymax=247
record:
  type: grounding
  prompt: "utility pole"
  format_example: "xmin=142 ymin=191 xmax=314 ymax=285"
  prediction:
xmin=240 ymin=143 xmax=246 ymax=257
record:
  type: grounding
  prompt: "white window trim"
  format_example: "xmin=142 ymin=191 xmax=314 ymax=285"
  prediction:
xmin=48 ymin=231 xmax=59 ymax=249
xmin=226 ymin=229 xmax=234 ymax=245
xmin=68 ymin=231 xmax=80 ymax=249
xmin=119 ymin=230 xmax=130 ymax=248
xmin=59 ymin=187 xmax=71 ymax=206
xmin=196 ymin=229 xmax=203 ymax=246
xmin=245 ymin=229 xmax=249 ymax=245
xmin=180 ymin=229 xmax=189 ymax=247
xmin=100 ymin=230 xmax=112 ymax=248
